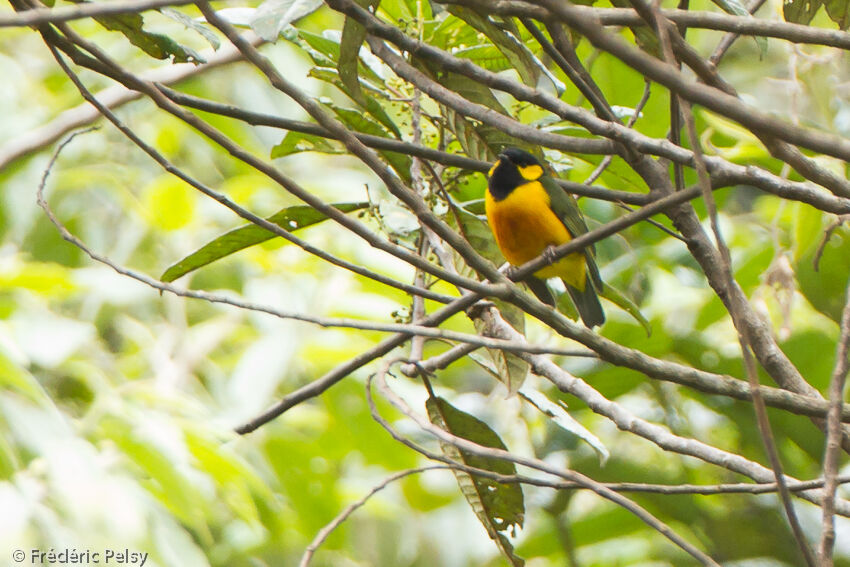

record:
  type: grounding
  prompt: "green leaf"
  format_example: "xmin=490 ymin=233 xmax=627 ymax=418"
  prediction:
xmin=250 ymin=0 xmax=324 ymax=41
xmin=445 ymin=5 xmax=539 ymax=87
xmin=425 ymin=12 xmax=482 ymax=50
xmin=160 ymin=7 xmax=221 ymax=51
xmin=796 ymin=222 xmax=850 ymax=323
xmin=325 ymin=102 xmax=412 ymax=182
xmin=88 ymin=9 xmax=205 ymax=63
xmin=824 ymin=0 xmax=850 ymax=29
xmin=425 ymin=395 xmax=525 ymax=566
xmin=783 ymin=0 xmax=823 ymax=25
xmin=160 ymin=202 xmax=368 ymax=282
xmin=306 ymin=66 xmax=402 ymax=139
xmin=338 ymin=0 xmax=382 ymax=103
xmin=599 ymin=281 xmax=652 ymax=336
xmin=271 ymin=131 xmax=343 ymax=158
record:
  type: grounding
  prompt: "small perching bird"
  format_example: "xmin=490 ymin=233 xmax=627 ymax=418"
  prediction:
xmin=485 ymin=148 xmax=605 ymax=328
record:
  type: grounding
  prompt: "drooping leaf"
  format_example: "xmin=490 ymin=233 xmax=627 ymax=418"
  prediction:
xmin=796 ymin=221 xmax=850 ymax=323
xmin=160 ymin=202 xmax=368 ymax=282
xmin=426 ymin=395 xmax=525 ymax=566
xmin=338 ymin=0 xmax=382 ymax=103
xmin=325 ymin=102 xmax=412 ymax=182
xmin=599 ymin=281 xmax=652 ymax=336
xmin=306 ymin=66 xmax=402 ymax=139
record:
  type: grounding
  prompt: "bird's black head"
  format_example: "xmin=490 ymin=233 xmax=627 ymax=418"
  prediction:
xmin=487 ymin=147 xmax=545 ymax=201
xmin=498 ymin=147 xmax=542 ymax=168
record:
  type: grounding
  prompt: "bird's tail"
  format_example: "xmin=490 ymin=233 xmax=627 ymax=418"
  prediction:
xmin=564 ymin=278 xmax=605 ymax=328
xmin=525 ymin=276 xmax=555 ymax=306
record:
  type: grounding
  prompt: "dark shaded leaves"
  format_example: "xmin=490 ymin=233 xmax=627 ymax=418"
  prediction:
xmin=426 ymin=395 xmax=525 ymax=566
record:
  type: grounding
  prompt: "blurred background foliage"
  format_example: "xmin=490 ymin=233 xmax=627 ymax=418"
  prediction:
xmin=1 ymin=0 xmax=850 ymax=565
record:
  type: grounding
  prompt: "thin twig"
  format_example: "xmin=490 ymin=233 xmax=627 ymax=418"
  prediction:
xmin=298 ymin=465 xmax=451 ymax=567
xmin=818 ymin=278 xmax=850 ymax=565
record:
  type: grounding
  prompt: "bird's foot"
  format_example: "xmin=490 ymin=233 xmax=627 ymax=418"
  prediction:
xmin=542 ymin=244 xmax=559 ymax=265
xmin=502 ymin=263 xmax=519 ymax=280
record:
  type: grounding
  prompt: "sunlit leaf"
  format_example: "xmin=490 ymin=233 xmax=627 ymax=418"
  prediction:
xmin=250 ymin=0 xmax=324 ymax=41
xmin=271 ymin=131 xmax=343 ymax=157
xmin=160 ymin=202 xmax=368 ymax=282
xmin=81 ymin=6 xmax=205 ymax=63
xmin=160 ymin=8 xmax=220 ymax=50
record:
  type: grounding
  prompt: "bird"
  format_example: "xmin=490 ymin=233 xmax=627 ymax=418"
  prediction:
xmin=485 ymin=147 xmax=605 ymax=327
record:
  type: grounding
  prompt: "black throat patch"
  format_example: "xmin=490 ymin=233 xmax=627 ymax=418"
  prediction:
xmin=488 ymin=159 xmax=525 ymax=202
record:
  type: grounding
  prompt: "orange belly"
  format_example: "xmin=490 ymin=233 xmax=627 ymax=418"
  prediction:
xmin=486 ymin=181 xmax=586 ymax=289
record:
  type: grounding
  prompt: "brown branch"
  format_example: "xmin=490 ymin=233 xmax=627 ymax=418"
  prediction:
xmin=0 ymin=0 xmax=194 ymax=27
xmin=157 ymin=87 xmax=640 ymax=203
xmin=448 ymin=0 xmax=850 ymax=168
xmin=818 ymin=278 xmax=850 ymax=565
xmin=475 ymin=306 xmax=850 ymax=516
xmin=0 ymin=35 xmax=262 ymax=171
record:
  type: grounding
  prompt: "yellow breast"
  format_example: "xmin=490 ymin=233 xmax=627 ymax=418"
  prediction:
xmin=485 ymin=180 xmax=586 ymax=289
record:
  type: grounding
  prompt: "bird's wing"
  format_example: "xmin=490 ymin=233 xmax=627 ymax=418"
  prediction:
xmin=540 ymin=174 xmax=603 ymax=289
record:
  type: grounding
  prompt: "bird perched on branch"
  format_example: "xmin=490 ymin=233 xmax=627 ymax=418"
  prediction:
xmin=485 ymin=147 xmax=605 ymax=327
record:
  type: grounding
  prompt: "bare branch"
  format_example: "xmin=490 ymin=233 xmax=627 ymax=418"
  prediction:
xmin=0 ymin=0 xmax=194 ymax=27
xmin=818 ymin=278 xmax=850 ymax=565
xmin=299 ymin=466 xmax=450 ymax=567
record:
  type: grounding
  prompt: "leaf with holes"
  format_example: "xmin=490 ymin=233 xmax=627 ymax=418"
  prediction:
xmin=426 ymin=395 xmax=525 ymax=567
xmin=160 ymin=202 xmax=368 ymax=282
